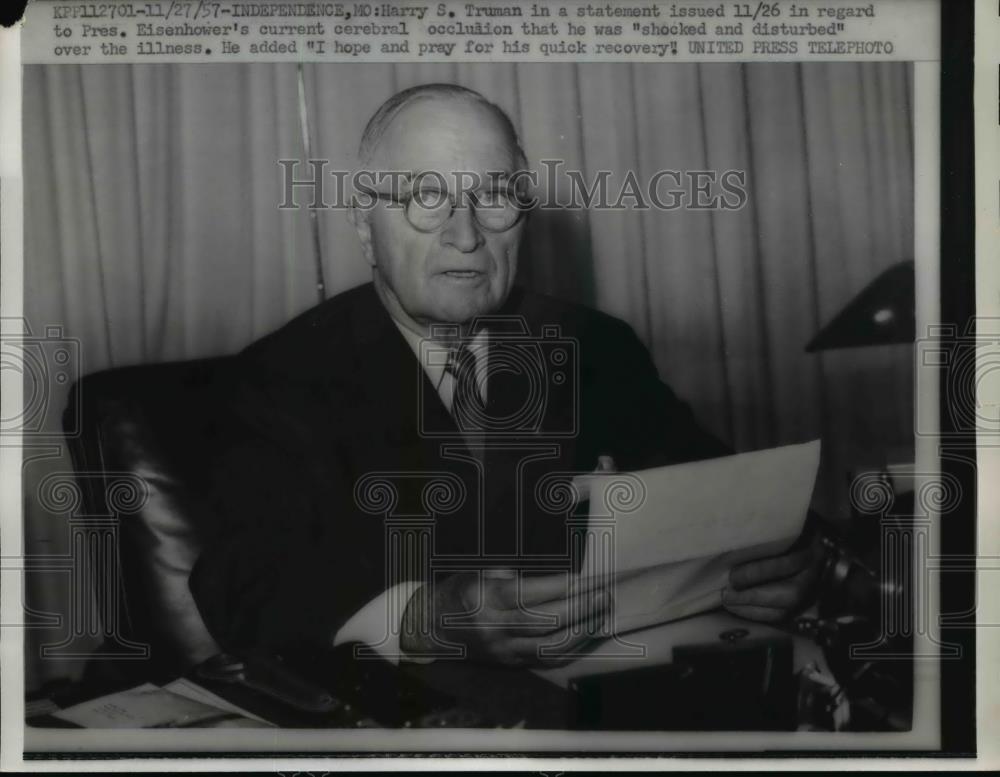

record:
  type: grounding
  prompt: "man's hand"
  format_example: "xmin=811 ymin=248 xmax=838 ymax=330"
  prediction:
xmin=400 ymin=571 xmax=610 ymax=667
xmin=722 ymin=534 xmax=827 ymax=623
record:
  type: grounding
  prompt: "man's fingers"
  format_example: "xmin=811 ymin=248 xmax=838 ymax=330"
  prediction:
xmin=505 ymin=589 xmax=610 ymax=635
xmin=722 ymin=572 xmax=809 ymax=610
xmin=721 ymin=603 xmax=788 ymax=623
xmin=503 ymin=619 xmax=604 ymax=665
xmin=728 ymin=545 xmax=814 ymax=591
xmin=497 ymin=571 xmax=594 ymax=608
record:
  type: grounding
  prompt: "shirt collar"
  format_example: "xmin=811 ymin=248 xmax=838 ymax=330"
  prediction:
xmin=391 ymin=319 xmax=489 ymax=393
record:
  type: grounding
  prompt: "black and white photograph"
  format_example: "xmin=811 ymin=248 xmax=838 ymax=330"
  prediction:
xmin=0 ymin=0 xmax=984 ymax=767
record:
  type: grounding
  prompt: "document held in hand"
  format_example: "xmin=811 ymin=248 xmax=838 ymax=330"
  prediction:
xmin=582 ymin=440 xmax=822 ymax=634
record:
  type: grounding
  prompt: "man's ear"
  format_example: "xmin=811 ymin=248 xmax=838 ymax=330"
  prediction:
xmin=348 ymin=200 xmax=376 ymax=267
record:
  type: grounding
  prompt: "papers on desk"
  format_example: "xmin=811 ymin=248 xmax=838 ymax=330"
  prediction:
xmin=583 ymin=440 xmax=821 ymax=634
xmin=163 ymin=678 xmax=274 ymax=725
xmin=52 ymin=681 xmax=274 ymax=729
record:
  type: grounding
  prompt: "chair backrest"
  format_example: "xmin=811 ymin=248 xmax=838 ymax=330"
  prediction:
xmin=63 ymin=357 xmax=239 ymax=677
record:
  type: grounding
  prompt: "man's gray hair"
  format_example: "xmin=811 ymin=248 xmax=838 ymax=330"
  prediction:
xmin=357 ymin=83 xmax=528 ymax=167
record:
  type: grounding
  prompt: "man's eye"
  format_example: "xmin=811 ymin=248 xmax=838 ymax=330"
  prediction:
xmin=476 ymin=190 xmax=510 ymax=209
xmin=411 ymin=189 xmax=450 ymax=209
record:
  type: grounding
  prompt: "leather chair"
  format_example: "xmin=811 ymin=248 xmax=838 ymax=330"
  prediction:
xmin=63 ymin=357 xmax=240 ymax=682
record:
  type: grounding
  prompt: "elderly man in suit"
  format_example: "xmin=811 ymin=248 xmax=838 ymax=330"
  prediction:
xmin=189 ymin=83 xmax=824 ymax=670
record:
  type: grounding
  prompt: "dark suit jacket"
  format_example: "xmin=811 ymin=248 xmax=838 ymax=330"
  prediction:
xmin=189 ymin=282 xmax=729 ymax=657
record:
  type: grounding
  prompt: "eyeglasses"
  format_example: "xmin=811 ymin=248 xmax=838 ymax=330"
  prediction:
xmin=368 ymin=186 xmax=529 ymax=234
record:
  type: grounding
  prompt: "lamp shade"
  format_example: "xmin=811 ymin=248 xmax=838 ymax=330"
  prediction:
xmin=805 ymin=261 xmax=915 ymax=352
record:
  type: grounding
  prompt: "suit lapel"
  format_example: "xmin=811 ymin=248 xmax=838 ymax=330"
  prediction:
xmin=346 ymin=286 xmax=459 ymax=448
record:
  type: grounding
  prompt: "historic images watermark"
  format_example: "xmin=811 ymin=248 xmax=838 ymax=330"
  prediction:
xmin=0 ymin=319 xmax=80 ymax=438
xmin=277 ymin=160 xmax=749 ymax=213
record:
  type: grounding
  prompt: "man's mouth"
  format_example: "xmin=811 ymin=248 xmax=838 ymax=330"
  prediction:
xmin=440 ymin=270 xmax=485 ymax=279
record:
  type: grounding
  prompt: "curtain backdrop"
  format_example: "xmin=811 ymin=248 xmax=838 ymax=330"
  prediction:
xmin=21 ymin=62 xmax=914 ymax=686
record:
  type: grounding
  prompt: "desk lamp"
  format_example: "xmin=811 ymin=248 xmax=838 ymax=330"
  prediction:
xmin=805 ymin=261 xmax=915 ymax=352
xmin=800 ymin=259 xmax=916 ymax=731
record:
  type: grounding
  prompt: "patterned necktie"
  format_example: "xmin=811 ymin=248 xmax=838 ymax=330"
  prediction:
xmin=444 ymin=343 xmax=486 ymax=433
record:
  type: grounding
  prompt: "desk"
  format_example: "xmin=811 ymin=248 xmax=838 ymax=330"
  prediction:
xmin=27 ymin=610 xmax=827 ymax=731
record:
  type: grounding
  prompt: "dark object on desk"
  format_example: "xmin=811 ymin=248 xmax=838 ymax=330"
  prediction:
xmin=193 ymin=643 xmax=462 ymax=728
xmin=803 ymin=486 xmax=915 ymax=731
xmin=196 ymin=652 xmax=339 ymax=715
xmin=805 ymin=260 xmax=914 ymax=351
xmin=570 ymin=637 xmax=796 ymax=731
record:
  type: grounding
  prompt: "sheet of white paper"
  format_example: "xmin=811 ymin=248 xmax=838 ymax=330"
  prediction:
xmin=51 ymin=683 xmax=267 ymax=729
xmin=583 ymin=440 xmax=821 ymax=633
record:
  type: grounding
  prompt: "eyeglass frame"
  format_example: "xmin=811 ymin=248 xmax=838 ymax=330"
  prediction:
xmin=363 ymin=183 xmax=533 ymax=234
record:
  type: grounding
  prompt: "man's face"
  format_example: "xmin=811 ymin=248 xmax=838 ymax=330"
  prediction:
xmin=356 ymin=98 xmax=525 ymax=328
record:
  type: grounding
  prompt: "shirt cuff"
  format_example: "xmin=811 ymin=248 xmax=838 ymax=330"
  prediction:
xmin=332 ymin=580 xmax=433 ymax=665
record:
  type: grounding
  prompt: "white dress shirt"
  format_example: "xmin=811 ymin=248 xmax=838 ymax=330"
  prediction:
xmin=332 ymin=321 xmax=488 ymax=662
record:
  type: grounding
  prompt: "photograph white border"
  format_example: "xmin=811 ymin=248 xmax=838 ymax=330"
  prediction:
xmin=0 ymin=0 xmax=992 ymax=767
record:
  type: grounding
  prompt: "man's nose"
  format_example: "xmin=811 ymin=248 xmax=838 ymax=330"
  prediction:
xmin=439 ymin=205 xmax=484 ymax=253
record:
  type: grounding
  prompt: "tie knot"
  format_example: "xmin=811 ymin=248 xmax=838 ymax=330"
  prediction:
xmin=444 ymin=343 xmax=478 ymax=379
